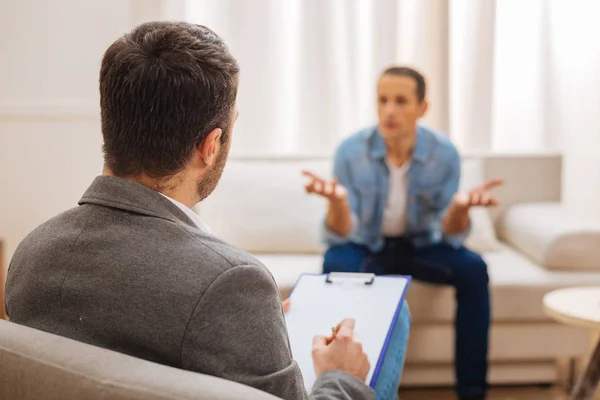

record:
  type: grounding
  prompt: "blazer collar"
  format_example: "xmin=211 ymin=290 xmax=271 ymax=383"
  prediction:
xmin=78 ymin=176 xmax=198 ymax=229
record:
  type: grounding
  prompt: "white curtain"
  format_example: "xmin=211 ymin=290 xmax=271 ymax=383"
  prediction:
xmin=545 ymin=0 xmax=600 ymax=217
xmin=450 ymin=0 xmax=551 ymax=152
xmin=183 ymin=0 xmax=571 ymax=156
xmin=139 ymin=0 xmax=600 ymax=215
xmin=185 ymin=0 xmax=450 ymax=156
xmin=450 ymin=0 xmax=600 ymax=216
xmin=183 ymin=0 xmax=600 ymax=217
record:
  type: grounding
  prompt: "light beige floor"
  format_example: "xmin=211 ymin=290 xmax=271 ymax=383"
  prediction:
xmin=398 ymin=385 xmax=585 ymax=400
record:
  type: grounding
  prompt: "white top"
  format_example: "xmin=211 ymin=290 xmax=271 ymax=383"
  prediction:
xmin=543 ymin=287 xmax=600 ymax=331
xmin=160 ymin=193 xmax=211 ymax=233
xmin=381 ymin=161 xmax=411 ymax=237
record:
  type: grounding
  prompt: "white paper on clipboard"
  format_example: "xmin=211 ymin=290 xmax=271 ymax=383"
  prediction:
xmin=284 ymin=272 xmax=410 ymax=391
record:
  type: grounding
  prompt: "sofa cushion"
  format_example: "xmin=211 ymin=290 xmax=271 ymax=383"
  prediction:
xmin=197 ymin=159 xmax=330 ymax=254
xmin=401 ymin=361 xmax=559 ymax=386
xmin=405 ymin=322 xmax=590 ymax=363
xmin=500 ymin=202 xmax=600 ymax=270
xmin=256 ymin=244 xmax=600 ymax=322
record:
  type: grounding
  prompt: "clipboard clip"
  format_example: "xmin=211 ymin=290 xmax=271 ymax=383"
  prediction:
xmin=325 ymin=272 xmax=375 ymax=285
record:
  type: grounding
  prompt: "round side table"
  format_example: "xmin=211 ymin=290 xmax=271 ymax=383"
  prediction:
xmin=544 ymin=287 xmax=600 ymax=400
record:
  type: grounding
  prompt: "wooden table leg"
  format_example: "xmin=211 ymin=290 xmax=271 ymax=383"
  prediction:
xmin=571 ymin=338 xmax=600 ymax=400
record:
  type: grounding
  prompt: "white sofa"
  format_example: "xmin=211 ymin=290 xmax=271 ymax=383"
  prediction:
xmin=195 ymin=153 xmax=600 ymax=387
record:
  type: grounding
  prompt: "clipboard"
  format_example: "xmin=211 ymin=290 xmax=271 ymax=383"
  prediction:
xmin=284 ymin=272 xmax=411 ymax=391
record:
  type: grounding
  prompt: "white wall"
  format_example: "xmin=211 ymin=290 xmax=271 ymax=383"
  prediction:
xmin=0 ymin=0 xmax=184 ymax=269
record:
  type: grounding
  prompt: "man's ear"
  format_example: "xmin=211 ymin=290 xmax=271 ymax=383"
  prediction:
xmin=198 ymin=128 xmax=223 ymax=166
xmin=419 ymin=100 xmax=429 ymax=118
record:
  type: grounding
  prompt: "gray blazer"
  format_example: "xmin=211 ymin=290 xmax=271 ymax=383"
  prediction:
xmin=6 ymin=176 xmax=374 ymax=400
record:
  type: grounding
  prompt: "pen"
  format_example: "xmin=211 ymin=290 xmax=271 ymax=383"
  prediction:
xmin=326 ymin=325 xmax=339 ymax=345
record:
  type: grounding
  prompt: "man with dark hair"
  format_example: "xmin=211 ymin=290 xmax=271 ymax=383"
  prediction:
xmin=303 ymin=66 xmax=503 ymax=400
xmin=6 ymin=21 xmax=377 ymax=399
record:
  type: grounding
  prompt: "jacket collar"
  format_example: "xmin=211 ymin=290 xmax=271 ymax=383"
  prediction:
xmin=368 ymin=125 xmax=431 ymax=162
xmin=78 ymin=176 xmax=198 ymax=229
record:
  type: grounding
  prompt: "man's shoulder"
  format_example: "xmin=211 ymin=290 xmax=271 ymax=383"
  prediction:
xmin=12 ymin=205 xmax=92 ymax=263
xmin=138 ymin=218 xmax=271 ymax=288
xmin=11 ymin=203 xmax=266 ymax=284
xmin=7 ymin=204 xmax=271 ymax=322
xmin=419 ymin=125 xmax=459 ymax=160
xmin=188 ymin=233 xmax=267 ymax=272
xmin=335 ymin=126 xmax=376 ymax=158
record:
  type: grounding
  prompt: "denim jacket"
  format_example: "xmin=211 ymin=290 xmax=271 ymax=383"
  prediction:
xmin=324 ymin=125 xmax=470 ymax=252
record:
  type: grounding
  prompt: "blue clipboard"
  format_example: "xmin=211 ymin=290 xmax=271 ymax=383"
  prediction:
xmin=284 ymin=272 xmax=411 ymax=390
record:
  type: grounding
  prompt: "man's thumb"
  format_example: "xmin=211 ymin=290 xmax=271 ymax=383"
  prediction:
xmin=336 ymin=318 xmax=356 ymax=339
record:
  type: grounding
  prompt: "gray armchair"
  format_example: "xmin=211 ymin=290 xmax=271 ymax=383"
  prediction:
xmin=0 ymin=319 xmax=280 ymax=400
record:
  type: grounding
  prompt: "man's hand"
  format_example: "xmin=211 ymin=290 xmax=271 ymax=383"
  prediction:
xmin=452 ymin=178 xmax=504 ymax=209
xmin=302 ymin=171 xmax=347 ymax=202
xmin=312 ymin=318 xmax=370 ymax=382
xmin=302 ymin=170 xmax=353 ymax=237
xmin=443 ymin=178 xmax=503 ymax=235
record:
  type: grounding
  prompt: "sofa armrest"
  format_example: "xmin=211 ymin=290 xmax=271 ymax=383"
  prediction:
xmin=499 ymin=202 xmax=600 ymax=270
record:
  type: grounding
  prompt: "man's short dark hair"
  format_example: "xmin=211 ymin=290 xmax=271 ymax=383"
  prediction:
xmin=100 ymin=21 xmax=240 ymax=178
xmin=381 ymin=66 xmax=426 ymax=102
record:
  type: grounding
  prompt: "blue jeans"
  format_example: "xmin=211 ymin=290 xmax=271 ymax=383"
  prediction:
xmin=324 ymin=239 xmax=490 ymax=400
xmin=373 ymin=302 xmax=411 ymax=399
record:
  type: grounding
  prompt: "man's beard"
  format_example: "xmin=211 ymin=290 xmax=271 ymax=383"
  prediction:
xmin=196 ymin=138 xmax=230 ymax=202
